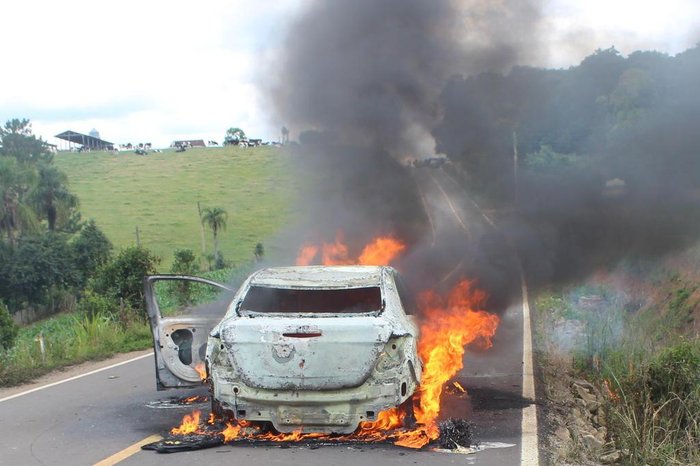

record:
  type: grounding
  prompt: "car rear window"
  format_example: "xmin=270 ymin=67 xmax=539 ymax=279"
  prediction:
xmin=240 ymin=286 xmax=382 ymax=314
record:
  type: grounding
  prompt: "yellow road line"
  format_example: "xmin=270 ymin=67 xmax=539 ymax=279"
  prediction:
xmin=93 ymin=434 xmax=162 ymax=466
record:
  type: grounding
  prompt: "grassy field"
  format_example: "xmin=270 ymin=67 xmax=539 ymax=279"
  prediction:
xmin=54 ymin=146 xmax=299 ymax=270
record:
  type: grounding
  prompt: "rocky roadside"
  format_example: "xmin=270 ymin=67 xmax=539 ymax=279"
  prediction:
xmin=540 ymin=354 xmax=626 ymax=465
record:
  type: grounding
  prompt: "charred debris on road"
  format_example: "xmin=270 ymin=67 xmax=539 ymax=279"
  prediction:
xmin=142 ymin=417 xmax=476 ymax=454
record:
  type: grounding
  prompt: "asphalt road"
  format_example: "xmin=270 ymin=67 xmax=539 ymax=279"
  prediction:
xmin=0 ymin=166 xmax=540 ymax=465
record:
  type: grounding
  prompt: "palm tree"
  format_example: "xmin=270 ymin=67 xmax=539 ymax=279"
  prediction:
xmin=0 ymin=158 xmax=38 ymax=245
xmin=201 ymin=207 xmax=228 ymax=265
xmin=28 ymin=165 xmax=78 ymax=231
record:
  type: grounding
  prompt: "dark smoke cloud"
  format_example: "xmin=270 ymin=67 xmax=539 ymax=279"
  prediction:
xmin=436 ymin=46 xmax=700 ymax=297
xmin=263 ymin=0 xmax=548 ymax=310
xmin=264 ymin=0 xmax=700 ymax=313
xmin=270 ymin=0 xmax=545 ymax=156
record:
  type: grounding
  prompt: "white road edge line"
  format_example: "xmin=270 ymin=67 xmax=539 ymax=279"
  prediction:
xmin=520 ymin=272 xmax=540 ymax=465
xmin=0 ymin=353 xmax=152 ymax=404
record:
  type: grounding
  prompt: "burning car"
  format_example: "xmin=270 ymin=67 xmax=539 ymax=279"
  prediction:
xmin=145 ymin=265 xmax=422 ymax=435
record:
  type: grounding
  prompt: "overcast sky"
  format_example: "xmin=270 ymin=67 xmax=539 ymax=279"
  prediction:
xmin=0 ymin=0 xmax=698 ymax=148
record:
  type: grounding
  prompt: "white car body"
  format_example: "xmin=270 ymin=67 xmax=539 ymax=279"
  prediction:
xmin=144 ymin=266 xmax=421 ymax=434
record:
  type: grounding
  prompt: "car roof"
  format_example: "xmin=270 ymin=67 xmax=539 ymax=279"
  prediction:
xmin=249 ymin=265 xmax=387 ymax=289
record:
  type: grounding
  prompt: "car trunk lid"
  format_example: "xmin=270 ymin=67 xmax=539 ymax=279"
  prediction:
xmin=219 ymin=316 xmax=392 ymax=390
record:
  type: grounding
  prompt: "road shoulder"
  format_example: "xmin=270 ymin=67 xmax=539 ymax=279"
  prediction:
xmin=0 ymin=349 xmax=151 ymax=399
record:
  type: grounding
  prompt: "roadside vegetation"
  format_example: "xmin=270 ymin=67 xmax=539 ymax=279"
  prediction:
xmin=0 ymin=122 xmax=296 ymax=387
xmin=533 ymin=245 xmax=700 ymax=465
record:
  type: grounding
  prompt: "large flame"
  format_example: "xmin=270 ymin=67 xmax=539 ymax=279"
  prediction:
xmin=296 ymin=232 xmax=405 ymax=266
xmin=412 ymin=280 xmax=499 ymax=437
xmin=168 ymin=237 xmax=499 ymax=450
xmin=171 ymin=410 xmax=201 ymax=435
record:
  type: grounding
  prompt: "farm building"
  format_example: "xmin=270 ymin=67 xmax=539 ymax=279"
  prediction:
xmin=55 ymin=130 xmax=114 ymax=151
xmin=171 ymin=139 xmax=206 ymax=148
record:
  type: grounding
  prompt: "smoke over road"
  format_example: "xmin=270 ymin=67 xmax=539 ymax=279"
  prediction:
xmin=264 ymin=0 xmax=700 ymax=311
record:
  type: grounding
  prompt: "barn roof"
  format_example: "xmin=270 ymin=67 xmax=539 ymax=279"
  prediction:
xmin=55 ymin=130 xmax=114 ymax=149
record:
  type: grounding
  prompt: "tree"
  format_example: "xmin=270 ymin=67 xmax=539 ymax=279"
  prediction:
xmin=28 ymin=164 xmax=79 ymax=231
xmin=91 ymin=246 xmax=160 ymax=313
xmin=0 ymin=300 xmax=18 ymax=350
xmin=281 ymin=126 xmax=289 ymax=144
xmin=170 ymin=248 xmax=198 ymax=305
xmin=0 ymin=118 xmax=53 ymax=164
xmin=171 ymin=248 xmax=198 ymax=275
xmin=3 ymin=232 xmax=80 ymax=309
xmin=0 ymin=158 xmax=38 ymax=246
xmin=72 ymin=220 xmax=112 ymax=286
xmin=201 ymin=207 xmax=227 ymax=266
xmin=225 ymin=127 xmax=246 ymax=143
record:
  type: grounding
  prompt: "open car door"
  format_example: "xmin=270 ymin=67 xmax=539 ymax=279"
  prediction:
xmin=144 ymin=275 xmax=233 ymax=390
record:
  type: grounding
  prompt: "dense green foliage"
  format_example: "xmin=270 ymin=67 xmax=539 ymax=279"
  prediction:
xmin=90 ymin=246 xmax=160 ymax=314
xmin=436 ymin=46 xmax=700 ymax=202
xmin=0 ymin=300 xmax=18 ymax=350
xmin=0 ymin=121 xmax=117 ymax=316
xmin=170 ymin=248 xmax=198 ymax=275
xmin=72 ymin=219 xmax=113 ymax=287
xmin=1 ymin=232 xmax=80 ymax=309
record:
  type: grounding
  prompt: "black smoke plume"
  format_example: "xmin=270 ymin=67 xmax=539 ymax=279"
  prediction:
xmin=266 ymin=0 xmax=700 ymax=312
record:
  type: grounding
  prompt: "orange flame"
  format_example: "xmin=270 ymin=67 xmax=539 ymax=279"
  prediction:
xmin=414 ymin=280 xmax=499 ymax=433
xmin=295 ymin=245 xmax=319 ymax=266
xmin=604 ymin=379 xmax=620 ymax=402
xmin=358 ymin=237 xmax=406 ymax=265
xmin=171 ymin=410 xmax=201 ymax=435
xmin=194 ymin=362 xmax=207 ymax=381
xmin=453 ymin=381 xmax=466 ymax=393
xmin=296 ymin=232 xmax=405 ymax=266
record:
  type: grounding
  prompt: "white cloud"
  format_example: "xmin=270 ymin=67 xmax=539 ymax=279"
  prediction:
xmin=0 ymin=0 xmax=301 ymax=146
xmin=545 ymin=0 xmax=700 ymax=67
xmin=1 ymin=0 xmax=698 ymax=146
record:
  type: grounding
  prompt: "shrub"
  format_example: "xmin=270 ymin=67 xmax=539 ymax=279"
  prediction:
xmin=170 ymin=248 xmax=198 ymax=275
xmin=72 ymin=220 xmax=112 ymax=287
xmin=214 ymin=253 xmax=228 ymax=270
xmin=91 ymin=246 xmax=160 ymax=315
xmin=0 ymin=300 xmax=18 ymax=350
xmin=1 ymin=233 xmax=80 ymax=311
xmin=76 ymin=289 xmax=114 ymax=320
xmin=608 ymin=339 xmax=700 ymax=465
xmin=170 ymin=248 xmax=199 ymax=305
xmin=646 ymin=340 xmax=700 ymax=417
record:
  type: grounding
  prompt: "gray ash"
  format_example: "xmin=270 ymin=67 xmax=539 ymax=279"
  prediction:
xmin=437 ymin=418 xmax=475 ymax=449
